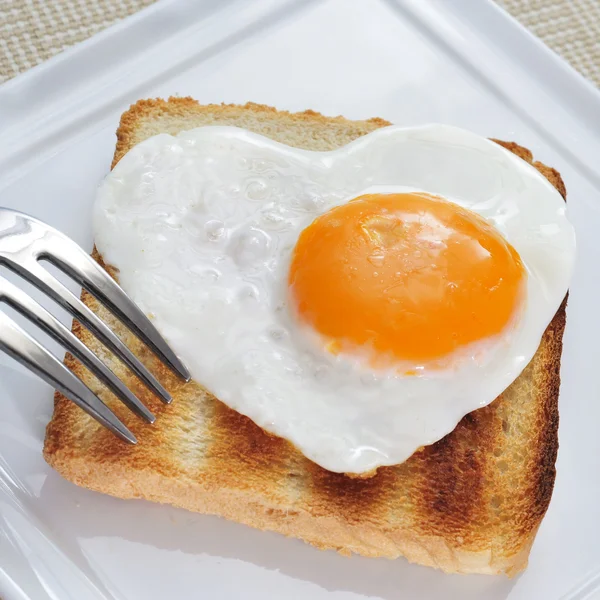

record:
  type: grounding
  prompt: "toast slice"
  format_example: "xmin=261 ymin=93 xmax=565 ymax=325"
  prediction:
xmin=43 ymin=98 xmax=567 ymax=576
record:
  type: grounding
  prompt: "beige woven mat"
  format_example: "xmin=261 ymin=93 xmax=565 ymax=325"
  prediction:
xmin=1 ymin=0 xmax=599 ymax=86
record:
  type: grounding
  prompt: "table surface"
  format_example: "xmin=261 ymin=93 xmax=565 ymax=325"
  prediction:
xmin=0 ymin=0 xmax=599 ymax=87
xmin=0 ymin=3 xmax=598 ymax=600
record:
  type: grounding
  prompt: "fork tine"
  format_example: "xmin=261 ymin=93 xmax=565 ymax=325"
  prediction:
xmin=0 ymin=310 xmax=136 ymax=443
xmin=42 ymin=231 xmax=190 ymax=381
xmin=0 ymin=277 xmax=155 ymax=423
xmin=12 ymin=260 xmax=172 ymax=404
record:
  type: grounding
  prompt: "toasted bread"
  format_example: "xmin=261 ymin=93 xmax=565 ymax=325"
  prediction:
xmin=43 ymin=98 xmax=567 ymax=576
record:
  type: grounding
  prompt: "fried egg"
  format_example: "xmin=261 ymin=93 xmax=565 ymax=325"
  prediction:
xmin=94 ymin=124 xmax=575 ymax=474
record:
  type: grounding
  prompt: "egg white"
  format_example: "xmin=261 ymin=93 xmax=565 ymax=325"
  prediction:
xmin=94 ymin=124 xmax=575 ymax=474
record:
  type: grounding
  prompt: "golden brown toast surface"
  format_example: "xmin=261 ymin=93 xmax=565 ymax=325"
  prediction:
xmin=44 ymin=98 xmax=567 ymax=576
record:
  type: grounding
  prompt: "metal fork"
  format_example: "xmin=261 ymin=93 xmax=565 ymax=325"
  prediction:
xmin=0 ymin=208 xmax=190 ymax=443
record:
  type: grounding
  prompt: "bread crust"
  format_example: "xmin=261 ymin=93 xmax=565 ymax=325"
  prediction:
xmin=44 ymin=98 xmax=568 ymax=576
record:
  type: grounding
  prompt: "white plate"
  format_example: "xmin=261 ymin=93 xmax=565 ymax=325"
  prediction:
xmin=1 ymin=1 xmax=600 ymax=598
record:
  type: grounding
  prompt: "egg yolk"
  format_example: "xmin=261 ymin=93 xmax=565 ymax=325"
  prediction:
xmin=288 ymin=193 xmax=526 ymax=365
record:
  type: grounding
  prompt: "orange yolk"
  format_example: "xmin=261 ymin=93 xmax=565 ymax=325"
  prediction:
xmin=288 ymin=193 xmax=526 ymax=365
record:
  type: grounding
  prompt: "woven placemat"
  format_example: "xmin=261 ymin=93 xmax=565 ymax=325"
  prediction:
xmin=1 ymin=0 xmax=599 ymax=86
